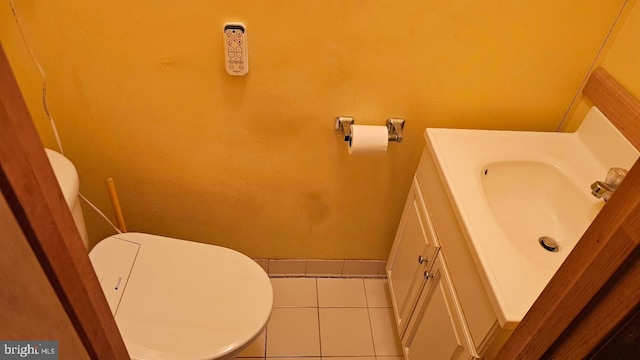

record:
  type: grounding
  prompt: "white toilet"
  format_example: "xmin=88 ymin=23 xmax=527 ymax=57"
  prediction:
xmin=46 ymin=149 xmax=273 ymax=360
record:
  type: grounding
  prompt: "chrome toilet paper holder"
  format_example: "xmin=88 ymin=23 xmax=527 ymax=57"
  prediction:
xmin=386 ymin=118 xmax=405 ymax=143
xmin=334 ymin=116 xmax=405 ymax=143
xmin=334 ymin=116 xmax=355 ymax=142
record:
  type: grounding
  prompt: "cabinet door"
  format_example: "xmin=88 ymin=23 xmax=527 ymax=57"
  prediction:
xmin=403 ymin=257 xmax=474 ymax=360
xmin=387 ymin=179 xmax=440 ymax=337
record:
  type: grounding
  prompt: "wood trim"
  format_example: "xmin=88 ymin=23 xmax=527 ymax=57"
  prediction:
xmin=0 ymin=190 xmax=90 ymax=359
xmin=590 ymin=301 xmax=640 ymax=359
xmin=583 ymin=67 xmax=640 ymax=150
xmin=545 ymin=249 xmax=640 ymax=358
xmin=0 ymin=46 xmax=129 ymax=359
xmin=496 ymin=68 xmax=640 ymax=359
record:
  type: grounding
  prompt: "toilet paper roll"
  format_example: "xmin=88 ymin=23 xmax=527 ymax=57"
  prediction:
xmin=348 ymin=125 xmax=388 ymax=154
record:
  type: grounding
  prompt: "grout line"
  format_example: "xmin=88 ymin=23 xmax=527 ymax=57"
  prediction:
xmin=304 ymin=259 xmax=309 ymax=277
xmin=362 ymin=278 xmax=370 ymax=308
xmin=263 ymin=313 xmax=268 ymax=359
xmin=315 ymin=278 xmax=323 ymax=358
xmin=363 ymin=278 xmax=379 ymax=358
xmin=366 ymin=305 xmax=378 ymax=358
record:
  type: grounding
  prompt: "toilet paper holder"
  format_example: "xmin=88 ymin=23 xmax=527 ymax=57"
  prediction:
xmin=387 ymin=118 xmax=405 ymax=143
xmin=334 ymin=116 xmax=355 ymax=142
xmin=334 ymin=117 xmax=405 ymax=143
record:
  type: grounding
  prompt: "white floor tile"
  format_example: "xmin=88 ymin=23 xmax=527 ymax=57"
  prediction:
xmin=343 ymin=260 xmax=382 ymax=277
xmin=269 ymin=259 xmax=306 ymax=276
xmin=369 ymin=307 xmax=403 ymax=356
xmin=271 ymin=277 xmax=317 ymax=307
xmin=234 ymin=328 xmax=265 ymax=357
xmin=364 ymin=278 xmax=392 ymax=307
xmin=319 ymin=308 xmax=375 ymax=356
xmin=317 ymin=278 xmax=367 ymax=307
xmin=266 ymin=307 xmax=320 ymax=357
xmin=306 ymin=259 xmax=344 ymax=276
xmin=256 ymin=277 xmax=400 ymax=359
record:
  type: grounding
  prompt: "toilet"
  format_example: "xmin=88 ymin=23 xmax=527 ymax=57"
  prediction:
xmin=46 ymin=149 xmax=273 ymax=360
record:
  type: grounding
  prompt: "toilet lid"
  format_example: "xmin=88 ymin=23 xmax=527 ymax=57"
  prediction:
xmin=89 ymin=233 xmax=273 ymax=360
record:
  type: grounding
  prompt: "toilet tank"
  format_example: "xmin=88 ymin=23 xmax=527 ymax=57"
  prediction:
xmin=45 ymin=149 xmax=89 ymax=248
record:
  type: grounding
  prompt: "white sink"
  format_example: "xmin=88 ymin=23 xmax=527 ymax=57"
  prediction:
xmin=426 ymin=107 xmax=638 ymax=328
xmin=480 ymin=160 xmax=602 ymax=271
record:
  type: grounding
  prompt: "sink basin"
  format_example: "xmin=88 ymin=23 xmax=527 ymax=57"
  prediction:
xmin=481 ymin=160 xmax=602 ymax=270
xmin=425 ymin=107 xmax=638 ymax=328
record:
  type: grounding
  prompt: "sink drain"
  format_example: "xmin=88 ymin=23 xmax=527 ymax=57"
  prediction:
xmin=539 ymin=237 xmax=559 ymax=252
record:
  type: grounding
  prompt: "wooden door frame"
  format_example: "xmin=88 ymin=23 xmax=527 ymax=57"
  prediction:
xmin=0 ymin=45 xmax=129 ymax=359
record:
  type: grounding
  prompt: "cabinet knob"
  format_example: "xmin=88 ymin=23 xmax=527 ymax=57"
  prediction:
xmin=424 ymin=271 xmax=434 ymax=280
xmin=418 ymin=255 xmax=426 ymax=264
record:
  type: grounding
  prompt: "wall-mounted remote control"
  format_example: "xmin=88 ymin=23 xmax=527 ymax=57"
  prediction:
xmin=223 ymin=22 xmax=248 ymax=76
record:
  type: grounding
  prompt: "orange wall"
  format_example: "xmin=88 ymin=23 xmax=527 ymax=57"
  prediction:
xmin=0 ymin=0 xmax=629 ymax=259
xmin=564 ymin=1 xmax=640 ymax=131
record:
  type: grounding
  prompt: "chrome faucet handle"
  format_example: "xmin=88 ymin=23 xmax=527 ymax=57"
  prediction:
xmin=604 ymin=167 xmax=628 ymax=188
xmin=591 ymin=181 xmax=615 ymax=201
xmin=591 ymin=167 xmax=629 ymax=202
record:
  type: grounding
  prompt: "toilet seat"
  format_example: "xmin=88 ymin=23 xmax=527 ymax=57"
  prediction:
xmin=89 ymin=233 xmax=273 ymax=360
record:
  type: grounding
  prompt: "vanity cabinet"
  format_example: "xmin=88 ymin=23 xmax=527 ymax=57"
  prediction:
xmin=402 ymin=255 xmax=473 ymax=360
xmin=386 ymin=178 xmax=440 ymax=336
xmin=387 ymin=146 xmax=512 ymax=359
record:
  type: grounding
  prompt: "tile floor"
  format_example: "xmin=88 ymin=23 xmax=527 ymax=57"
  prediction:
xmin=236 ymin=277 xmax=404 ymax=360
